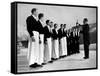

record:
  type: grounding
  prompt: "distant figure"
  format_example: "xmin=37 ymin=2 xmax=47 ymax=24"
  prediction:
xmin=58 ymin=24 xmax=65 ymax=58
xmin=76 ymin=20 xmax=80 ymax=53
xmin=52 ymin=23 xmax=59 ymax=60
xmin=63 ymin=24 xmax=67 ymax=56
xmin=70 ymin=29 xmax=74 ymax=54
xmin=72 ymin=28 xmax=77 ymax=54
xmin=75 ymin=28 xmax=80 ymax=53
xmin=82 ymin=18 xmax=90 ymax=59
xmin=67 ymin=29 xmax=71 ymax=55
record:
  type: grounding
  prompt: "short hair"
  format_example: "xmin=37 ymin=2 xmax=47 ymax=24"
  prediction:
xmin=38 ymin=13 xmax=44 ymax=19
xmin=50 ymin=21 xmax=53 ymax=23
xmin=60 ymin=24 xmax=63 ymax=27
xmin=46 ymin=20 xmax=50 ymax=25
xmin=54 ymin=23 xmax=57 ymax=27
xmin=64 ymin=24 xmax=66 ymax=27
xmin=31 ymin=8 xmax=37 ymax=14
xmin=83 ymin=18 xmax=88 ymax=22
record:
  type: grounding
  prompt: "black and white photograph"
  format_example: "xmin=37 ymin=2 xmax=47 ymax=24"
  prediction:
xmin=11 ymin=2 xmax=97 ymax=74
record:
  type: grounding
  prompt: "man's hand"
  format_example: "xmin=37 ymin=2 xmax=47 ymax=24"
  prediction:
xmin=32 ymin=36 xmax=35 ymax=42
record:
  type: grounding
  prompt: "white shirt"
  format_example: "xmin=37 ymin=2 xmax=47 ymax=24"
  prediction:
xmin=55 ymin=29 xmax=58 ymax=34
xmin=39 ymin=20 xmax=44 ymax=27
xmin=61 ymin=28 xmax=63 ymax=33
xmin=32 ymin=15 xmax=38 ymax=21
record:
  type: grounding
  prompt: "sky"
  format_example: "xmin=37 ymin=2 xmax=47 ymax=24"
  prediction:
xmin=17 ymin=3 xmax=96 ymax=37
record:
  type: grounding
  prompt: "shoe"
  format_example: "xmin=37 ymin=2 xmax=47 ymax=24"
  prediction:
xmin=37 ymin=64 xmax=43 ymax=67
xmin=64 ymin=55 xmax=67 ymax=57
xmin=83 ymin=57 xmax=89 ymax=59
xmin=29 ymin=63 xmax=38 ymax=68
xmin=51 ymin=58 xmax=55 ymax=60
xmin=48 ymin=60 xmax=53 ymax=63
xmin=59 ymin=56 xmax=64 ymax=58
xmin=52 ymin=58 xmax=57 ymax=61
xmin=55 ymin=58 xmax=58 ymax=60
xmin=62 ymin=55 xmax=66 ymax=58
xmin=42 ymin=63 xmax=46 ymax=65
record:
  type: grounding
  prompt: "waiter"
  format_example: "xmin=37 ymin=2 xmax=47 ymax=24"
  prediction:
xmin=44 ymin=20 xmax=53 ymax=63
xmin=73 ymin=28 xmax=76 ymax=54
xmin=67 ymin=30 xmax=70 ymax=55
xmin=26 ymin=8 xmax=41 ymax=68
xmin=58 ymin=24 xmax=65 ymax=58
xmin=63 ymin=24 xmax=67 ymax=56
xmin=82 ymin=18 xmax=90 ymax=59
xmin=75 ymin=21 xmax=80 ymax=53
xmin=52 ymin=23 xmax=59 ymax=60
xmin=38 ymin=13 xmax=45 ymax=65
xmin=75 ymin=28 xmax=80 ymax=53
xmin=49 ymin=21 xmax=54 ymax=61
xmin=70 ymin=29 xmax=73 ymax=55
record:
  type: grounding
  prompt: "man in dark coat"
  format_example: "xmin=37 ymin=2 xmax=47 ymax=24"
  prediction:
xmin=70 ymin=29 xmax=74 ymax=54
xmin=82 ymin=18 xmax=90 ymax=59
xmin=38 ymin=13 xmax=45 ymax=66
xmin=58 ymin=24 xmax=65 ymax=58
xmin=52 ymin=23 xmax=59 ymax=60
xmin=26 ymin=8 xmax=41 ymax=68
xmin=72 ymin=28 xmax=76 ymax=54
xmin=67 ymin=30 xmax=71 ymax=55
xmin=75 ymin=28 xmax=80 ymax=53
xmin=44 ymin=20 xmax=53 ymax=63
xmin=63 ymin=24 xmax=67 ymax=56
xmin=26 ymin=8 xmax=39 ymax=38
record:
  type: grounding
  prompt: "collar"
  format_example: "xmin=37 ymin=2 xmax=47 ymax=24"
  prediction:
xmin=32 ymin=15 xmax=38 ymax=21
xmin=39 ymin=20 xmax=45 ymax=27
xmin=47 ymin=25 xmax=50 ymax=29
xmin=39 ymin=20 xmax=43 ymax=24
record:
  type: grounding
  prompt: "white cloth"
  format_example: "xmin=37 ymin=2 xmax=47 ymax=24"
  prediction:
xmin=39 ymin=34 xmax=44 ymax=64
xmin=52 ymin=39 xmax=59 ymax=58
xmin=29 ymin=31 xmax=40 ymax=65
xmin=39 ymin=20 xmax=44 ymax=27
xmin=63 ymin=37 xmax=67 ymax=55
xmin=59 ymin=38 xmax=65 ymax=56
xmin=44 ymin=38 xmax=52 ymax=62
xmin=44 ymin=42 xmax=48 ymax=63
xmin=47 ymin=38 xmax=52 ymax=61
xmin=27 ymin=37 xmax=32 ymax=61
xmin=32 ymin=15 xmax=38 ymax=21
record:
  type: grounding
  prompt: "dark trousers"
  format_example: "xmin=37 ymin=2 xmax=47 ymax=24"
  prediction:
xmin=67 ymin=42 xmax=70 ymax=55
xmin=73 ymin=40 xmax=77 ymax=54
xmin=84 ymin=44 xmax=89 ymax=58
xmin=76 ymin=41 xmax=80 ymax=53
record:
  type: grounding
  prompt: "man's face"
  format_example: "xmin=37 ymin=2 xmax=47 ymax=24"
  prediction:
xmin=48 ymin=22 xmax=51 ymax=27
xmin=50 ymin=22 xmax=53 ymax=28
xmin=64 ymin=24 xmax=66 ymax=29
xmin=54 ymin=24 xmax=57 ymax=29
xmin=61 ymin=25 xmax=63 ymax=29
xmin=34 ymin=10 xmax=38 ymax=17
xmin=83 ymin=20 xmax=87 ymax=25
xmin=41 ymin=17 xmax=44 ymax=21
